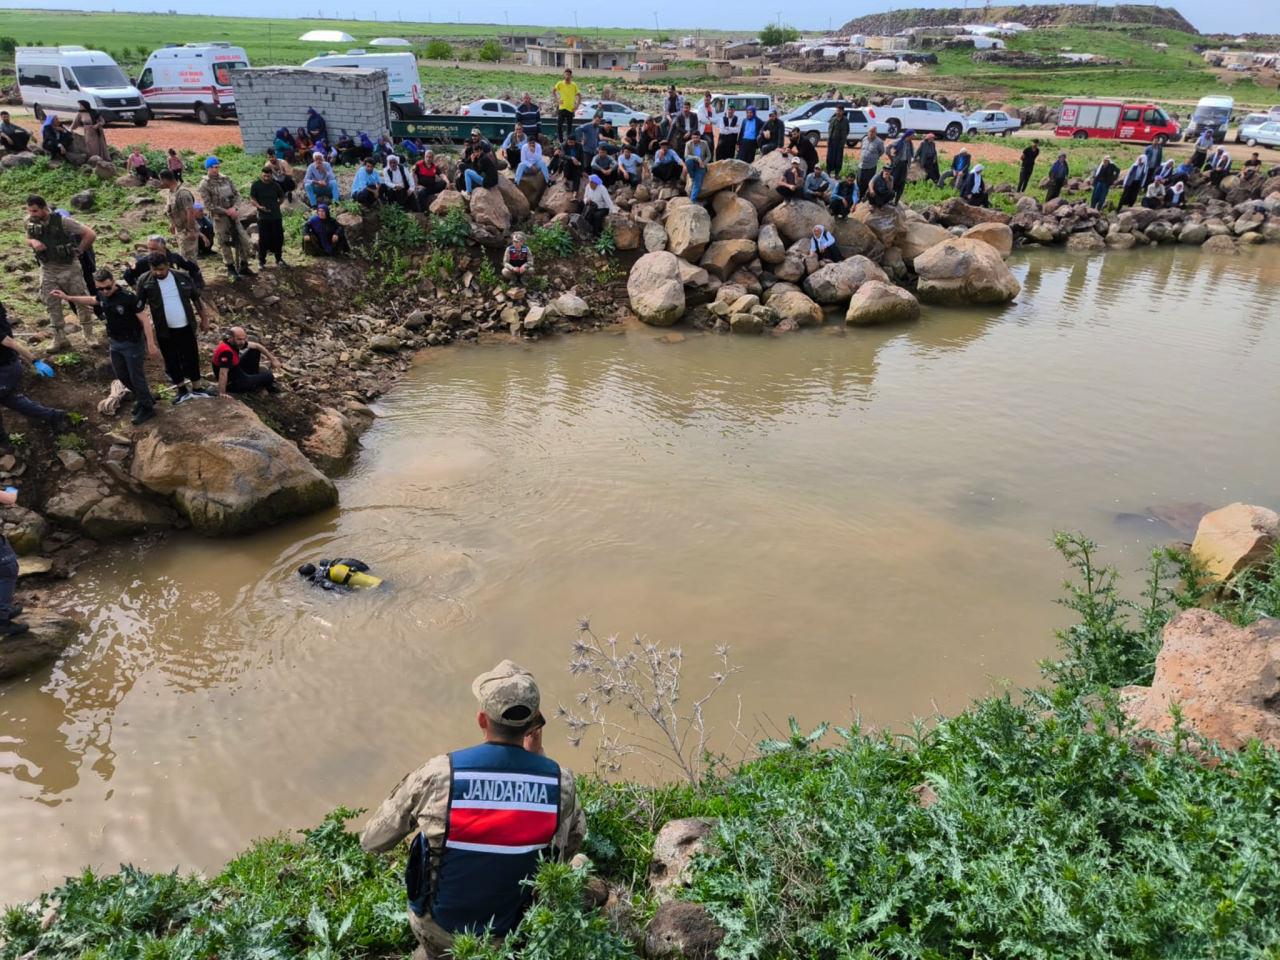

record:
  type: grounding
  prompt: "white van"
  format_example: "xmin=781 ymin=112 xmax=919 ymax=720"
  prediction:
xmin=1183 ymin=95 xmax=1234 ymax=143
xmin=138 ymin=43 xmax=249 ymax=124
xmin=16 ymin=46 xmax=148 ymax=125
xmin=708 ymin=92 xmax=773 ymax=116
xmin=301 ymin=51 xmax=423 ymax=120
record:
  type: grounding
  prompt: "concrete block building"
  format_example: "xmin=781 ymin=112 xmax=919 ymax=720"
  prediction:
xmin=231 ymin=67 xmax=390 ymax=154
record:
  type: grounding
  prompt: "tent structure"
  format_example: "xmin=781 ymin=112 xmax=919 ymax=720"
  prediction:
xmin=299 ymin=29 xmax=357 ymax=43
xmin=369 ymin=37 xmax=412 ymax=46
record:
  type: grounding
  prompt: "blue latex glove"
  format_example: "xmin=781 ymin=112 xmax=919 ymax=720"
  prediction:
xmin=33 ymin=360 xmax=54 ymax=378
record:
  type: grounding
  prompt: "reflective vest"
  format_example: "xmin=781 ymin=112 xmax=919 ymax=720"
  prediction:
xmin=408 ymin=743 xmax=561 ymax=936
xmin=26 ymin=212 xmax=77 ymax=265
xmin=507 ymin=246 xmax=529 ymax=269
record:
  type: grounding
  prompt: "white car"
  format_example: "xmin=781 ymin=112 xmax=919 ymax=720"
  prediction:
xmin=785 ymin=104 xmax=873 ymax=147
xmin=1235 ymin=113 xmax=1270 ymax=144
xmin=876 ymin=97 xmax=968 ymax=141
xmin=460 ymin=98 xmax=518 ymax=119
xmin=1249 ymin=121 xmax=1280 ymax=148
xmin=966 ymin=109 xmax=1022 ymax=136
xmin=576 ymin=99 xmax=647 ymax=126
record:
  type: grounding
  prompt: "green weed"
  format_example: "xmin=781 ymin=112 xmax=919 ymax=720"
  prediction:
xmin=475 ymin=257 xmax=500 ymax=289
xmin=51 ymin=352 xmax=83 ymax=368
xmin=592 ymin=227 xmax=617 ymax=258
xmin=54 ymin=432 xmax=84 ymax=452
xmin=528 ymin=223 xmax=575 ymax=260
xmin=422 ymin=249 xmax=457 ymax=285
xmin=66 ymin=411 xmax=86 ymax=426
xmin=6 ymin=433 xmax=25 ymax=447
xmin=427 ymin=207 xmax=471 ymax=249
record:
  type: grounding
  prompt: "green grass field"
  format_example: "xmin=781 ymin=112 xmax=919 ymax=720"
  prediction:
xmin=932 ymin=23 xmax=1276 ymax=106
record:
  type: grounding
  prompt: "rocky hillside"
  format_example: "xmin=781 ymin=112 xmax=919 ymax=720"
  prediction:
xmin=839 ymin=4 xmax=1198 ymax=35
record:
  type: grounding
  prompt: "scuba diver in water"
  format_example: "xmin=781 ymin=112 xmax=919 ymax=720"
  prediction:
xmin=298 ymin=558 xmax=383 ymax=590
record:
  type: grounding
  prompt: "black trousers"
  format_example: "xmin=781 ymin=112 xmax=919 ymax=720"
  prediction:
xmin=1017 ymin=164 xmax=1034 ymax=192
xmin=257 ymin=217 xmax=284 ymax=264
xmin=921 ymin=160 xmax=940 ymax=184
xmin=736 ymin=139 xmax=757 ymax=163
xmin=583 ymin=202 xmax=608 ymax=237
xmin=1045 ymin=179 xmax=1065 ymax=203
xmin=557 ymin=109 xmax=574 ymax=142
xmin=158 ymin=322 xmax=201 ymax=387
xmin=892 ymin=165 xmax=909 ymax=202
xmin=652 ymin=162 xmax=682 ymax=183
xmin=826 ymin=142 xmax=844 ymax=175
xmin=226 ymin=347 xmax=275 ymax=394
xmin=0 ymin=539 xmax=17 ymax=623
xmin=715 ymin=134 xmax=737 ymax=161
xmin=857 ymin=167 xmax=876 ymax=195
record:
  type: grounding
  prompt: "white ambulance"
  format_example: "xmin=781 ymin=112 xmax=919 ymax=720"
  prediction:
xmin=138 ymin=43 xmax=250 ymax=124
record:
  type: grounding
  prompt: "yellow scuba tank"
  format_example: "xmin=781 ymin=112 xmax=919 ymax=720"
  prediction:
xmin=327 ymin=563 xmax=382 ymax=589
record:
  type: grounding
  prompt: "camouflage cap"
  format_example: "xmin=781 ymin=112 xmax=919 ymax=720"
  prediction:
xmin=472 ymin=659 xmax=540 ymax=725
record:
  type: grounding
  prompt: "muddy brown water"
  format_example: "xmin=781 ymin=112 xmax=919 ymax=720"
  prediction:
xmin=3 ymin=246 xmax=1280 ymax=903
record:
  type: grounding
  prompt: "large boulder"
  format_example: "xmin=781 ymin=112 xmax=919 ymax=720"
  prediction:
xmin=757 ymin=223 xmax=786 ymax=263
xmin=627 ymin=252 xmax=686 ymax=326
xmin=428 ymin=189 xmax=467 ymax=217
xmin=514 ymin=169 xmax=547 ymax=208
xmin=832 ymin=217 xmax=885 ymax=261
xmin=802 ymin=255 xmax=889 ymax=305
xmin=914 ymin=238 xmax=1021 ymax=306
xmin=751 ymin=148 xmax=803 ymax=183
xmin=851 ymin=203 xmax=905 ymax=246
xmin=961 ymin=222 xmax=1013 ymax=258
xmin=643 ymin=220 xmax=668 ymax=252
xmin=932 ymin=197 xmax=1012 ymax=228
xmin=1201 ymin=234 xmax=1236 ymax=255
xmin=1120 ymin=609 xmax=1280 ymax=752
xmin=710 ymin=192 xmax=759 ymax=241
xmin=45 ymin=474 xmax=109 ymax=526
xmin=495 ymin=176 xmax=532 ymax=221
xmin=648 ymin=818 xmax=717 ymax=899
xmin=80 ymin=493 xmax=179 ymax=540
xmin=607 ymin=211 xmax=642 ymax=250
xmin=845 ymin=280 xmax=921 ymax=326
xmin=1 ymin=506 xmax=48 ymax=555
xmin=764 ymin=200 xmax=833 ymax=245
xmin=767 ymin=289 xmax=824 ymax=327
xmin=738 ymin=178 xmax=783 ymax=216
xmin=1178 ymin=222 xmax=1208 ymax=246
xmin=0 ymin=611 xmax=82 ymax=682
xmin=698 ymin=159 xmax=755 ymax=197
xmin=466 ymin=186 xmax=510 ymax=234
xmin=699 ymin=239 xmax=757 ymax=280
xmin=645 ymin=901 xmax=725 ymax=960
xmin=1190 ymin=503 xmax=1279 ymax=583
xmin=301 ymin=407 xmax=360 ymax=475
xmin=1066 ymin=230 xmax=1105 ymax=252
xmin=895 ymin=220 xmax=951 ymax=262
xmin=539 ymin=181 xmax=580 ymax=216
xmin=131 ymin=402 xmax=338 ymax=535
xmin=665 ymin=204 xmax=712 ymax=262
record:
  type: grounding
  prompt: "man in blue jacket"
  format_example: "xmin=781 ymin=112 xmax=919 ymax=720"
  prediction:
xmin=361 ymin=661 xmax=586 ymax=959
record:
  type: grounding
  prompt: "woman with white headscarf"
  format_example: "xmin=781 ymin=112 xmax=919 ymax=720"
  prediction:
xmin=960 ymin=163 xmax=989 ymax=207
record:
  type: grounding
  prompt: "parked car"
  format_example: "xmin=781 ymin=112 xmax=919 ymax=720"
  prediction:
xmin=460 ymin=98 xmax=518 ymax=119
xmin=707 ymin=92 xmax=773 ymax=116
xmin=1182 ymin=95 xmax=1233 ymax=143
xmin=1055 ymin=98 xmax=1179 ymax=144
xmin=781 ymin=99 xmax=849 ymax=123
xmin=967 ymin=109 xmax=1022 ymax=136
xmin=138 ymin=43 xmax=247 ymax=124
xmin=1269 ymin=105 xmax=1280 ymax=121
xmin=15 ymin=45 xmax=148 ymax=125
xmin=302 ymin=51 xmax=423 ymax=119
xmin=1236 ymin=113 xmax=1271 ymax=144
xmin=876 ymin=97 xmax=968 ymax=140
xmin=576 ymin=99 xmax=647 ymax=126
xmin=1247 ymin=121 xmax=1280 ymax=149
xmin=785 ymin=104 xmax=872 ymax=146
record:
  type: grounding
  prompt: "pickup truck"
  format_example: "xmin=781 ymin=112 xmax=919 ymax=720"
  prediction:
xmin=967 ymin=110 xmax=1022 ymax=136
xmin=875 ymin=97 xmax=968 ymax=141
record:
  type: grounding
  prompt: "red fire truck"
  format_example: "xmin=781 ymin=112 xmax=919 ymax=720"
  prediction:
xmin=1055 ymin=98 xmax=1181 ymax=144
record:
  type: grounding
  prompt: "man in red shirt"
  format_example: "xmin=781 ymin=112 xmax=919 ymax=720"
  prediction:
xmin=211 ymin=326 xmax=281 ymax=397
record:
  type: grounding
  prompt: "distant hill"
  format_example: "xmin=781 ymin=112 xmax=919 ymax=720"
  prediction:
xmin=838 ymin=4 xmax=1198 ymax=36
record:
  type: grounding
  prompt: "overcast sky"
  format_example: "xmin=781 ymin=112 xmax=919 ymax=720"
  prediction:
xmin=0 ymin=0 xmax=1275 ymax=35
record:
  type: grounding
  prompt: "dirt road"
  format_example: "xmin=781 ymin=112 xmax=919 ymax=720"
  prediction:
xmin=6 ymin=110 xmax=244 ymax=153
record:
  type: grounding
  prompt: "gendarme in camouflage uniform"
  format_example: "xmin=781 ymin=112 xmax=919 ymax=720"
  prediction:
xmin=196 ymin=160 xmax=253 ymax=278
xmin=25 ymin=205 xmax=98 ymax=351
xmin=360 ymin=661 xmax=585 ymax=959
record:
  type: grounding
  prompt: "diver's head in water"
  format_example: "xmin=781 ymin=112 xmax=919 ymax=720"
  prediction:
xmin=298 ymin=563 xmax=318 ymax=578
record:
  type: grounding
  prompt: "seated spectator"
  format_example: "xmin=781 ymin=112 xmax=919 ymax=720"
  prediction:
xmin=650 ymin=141 xmax=683 ymax=184
xmin=623 ymin=119 xmax=641 ymax=152
xmin=296 ymin=128 xmax=314 ymax=156
xmin=273 ymin=127 xmax=297 ymax=162
xmin=306 ymin=107 xmax=328 ymax=145
xmin=374 ymin=134 xmax=396 ymax=163
xmin=803 ymin=166 xmax=832 ymax=202
xmin=502 ymin=127 xmax=527 ymax=171
xmin=335 ymin=131 xmax=360 ymax=165
xmin=212 ymin=326 xmax=281 ymax=396
xmin=590 ymin=145 xmax=619 ymax=187
xmin=303 ymin=203 xmax=350 ymax=256
xmin=413 ymin=151 xmax=448 ymax=204
xmin=0 ymin=111 xmax=32 ymax=152
xmin=809 ymin=224 xmax=841 ymax=264
xmin=462 ymin=143 xmax=499 ymax=195
xmin=959 ymin=164 xmax=989 ymax=207
xmin=193 ymin=202 xmax=216 ymax=257
xmin=383 ymin=155 xmax=417 ymax=209
xmin=1168 ymin=180 xmax=1186 ymax=208
xmin=868 ymin=166 xmax=896 ymax=207
xmin=128 ymin=148 xmax=154 ymax=184
xmin=943 ymin=147 xmax=971 ymax=188
xmin=41 ymin=115 xmax=72 ymax=159
xmin=123 ymin=235 xmax=204 ymax=292
xmin=515 ymin=137 xmax=551 ymax=186
xmin=1242 ymin=151 xmax=1263 ymax=178
xmin=582 ymin=174 xmax=615 ymax=237
xmin=776 ymin=157 xmax=804 ymax=202
xmin=166 ymin=148 xmax=185 ymax=183
xmin=303 ymin=152 xmax=341 ymax=207
xmin=265 ymin=150 xmax=296 ymax=204
xmin=616 ymin=145 xmax=643 ymax=188
xmin=598 ymin=118 xmax=620 ymax=154
xmin=351 ymin=158 xmax=384 ymax=206
xmin=829 ymin=172 xmax=858 ymax=218
xmin=358 ymin=132 xmax=377 ymax=160
xmin=639 ymin=117 xmax=661 ymax=156
xmin=787 ymin=128 xmax=819 ymax=173
xmin=1142 ymin=177 xmax=1166 ymax=209
xmin=502 ymin=232 xmax=533 ymax=284
xmin=550 ymin=134 xmax=586 ymax=191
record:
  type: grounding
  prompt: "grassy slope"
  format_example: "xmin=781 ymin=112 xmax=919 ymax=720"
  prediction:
xmin=4 ymin=541 xmax=1280 ymax=959
xmin=931 ymin=23 xmax=1273 ymax=105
